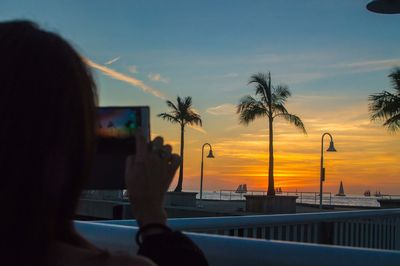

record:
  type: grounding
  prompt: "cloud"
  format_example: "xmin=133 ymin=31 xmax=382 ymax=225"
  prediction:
xmin=292 ymin=94 xmax=347 ymax=101
xmin=104 ymin=56 xmax=120 ymax=65
xmin=188 ymin=124 xmax=207 ymax=134
xmin=224 ymin=125 xmax=241 ymax=131
xmin=330 ymin=58 xmax=400 ymax=73
xmin=275 ymin=72 xmax=326 ymax=85
xmin=128 ymin=65 xmax=138 ymax=73
xmin=219 ymin=73 xmax=239 ymax=78
xmin=84 ymin=58 xmax=167 ymax=100
xmin=148 ymin=72 xmax=169 ymax=83
xmin=240 ymin=133 xmax=267 ymax=138
xmin=272 ymin=58 xmax=400 ymax=85
xmin=206 ymin=104 xmax=236 ymax=115
xmin=250 ymin=52 xmax=332 ymax=65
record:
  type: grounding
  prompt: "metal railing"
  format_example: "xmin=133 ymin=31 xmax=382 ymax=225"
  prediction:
xmin=75 ymin=220 xmax=400 ymax=266
xmin=97 ymin=209 xmax=400 ymax=250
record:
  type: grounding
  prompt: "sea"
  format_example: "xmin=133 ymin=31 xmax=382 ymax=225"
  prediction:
xmin=83 ymin=189 xmax=398 ymax=208
xmin=193 ymin=190 xmax=396 ymax=208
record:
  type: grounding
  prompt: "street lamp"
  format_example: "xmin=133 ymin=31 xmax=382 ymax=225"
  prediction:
xmin=320 ymin=133 xmax=337 ymax=209
xmin=367 ymin=0 xmax=400 ymax=14
xmin=199 ymin=143 xmax=214 ymax=206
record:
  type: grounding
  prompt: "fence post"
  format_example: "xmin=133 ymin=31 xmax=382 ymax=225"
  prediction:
xmin=395 ymin=217 xmax=400 ymax=250
xmin=319 ymin=222 xmax=334 ymax=245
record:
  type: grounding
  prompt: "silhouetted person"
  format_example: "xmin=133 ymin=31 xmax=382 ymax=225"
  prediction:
xmin=0 ymin=20 xmax=207 ymax=266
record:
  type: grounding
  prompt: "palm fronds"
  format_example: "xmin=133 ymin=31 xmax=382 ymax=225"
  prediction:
xmin=158 ymin=96 xmax=203 ymax=127
xmin=238 ymin=72 xmax=306 ymax=133
xmin=273 ymin=85 xmax=291 ymax=105
xmin=389 ymin=67 xmax=400 ymax=94
xmin=157 ymin=112 xmax=180 ymax=124
xmin=277 ymin=113 xmax=307 ymax=134
xmin=369 ymin=68 xmax=400 ymax=132
xmin=249 ymin=73 xmax=271 ymax=104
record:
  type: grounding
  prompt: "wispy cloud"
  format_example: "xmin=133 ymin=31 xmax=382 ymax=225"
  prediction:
xmin=224 ymin=125 xmax=242 ymax=132
xmin=206 ymin=104 xmax=236 ymax=115
xmin=291 ymin=94 xmax=348 ymax=101
xmin=148 ymin=72 xmax=169 ymax=83
xmin=188 ymin=124 xmax=207 ymax=134
xmin=275 ymin=72 xmax=326 ymax=85
xmin=219 ymin=73 xmax=239 ymax=78
xmin=104 ymin=56 xmax=120 ymax=65
xmin=240 ymin=133 xmax=267 ymax=138
xmin=249 ymin=52 xmax=332 ymax=65
xmin=84 ymin=58 xmax=167 ymax=100
xmin=275 ymin=57 xmax=400 ymax=85
xmin=330 ymin=58 xmax=400 ymax=73
xmin=128 ymin=65 xmax=138 ymax=73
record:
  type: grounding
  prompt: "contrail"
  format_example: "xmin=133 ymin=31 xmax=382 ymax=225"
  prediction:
xmin=104 ymin=56 xmax=120 ymax=65
xmin=84 ymin=58 xmax=206 ymax=133
xmin=84 ymin=58 xmax=167 ymax=100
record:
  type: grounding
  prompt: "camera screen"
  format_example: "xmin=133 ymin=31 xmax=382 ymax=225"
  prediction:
xmin=95 ymin=106 xmax=150 ymax=155
xmin=88 ymin=106 xmax=150 ymax=189
xmin=97 ymin=108 xmax=141 ymax=139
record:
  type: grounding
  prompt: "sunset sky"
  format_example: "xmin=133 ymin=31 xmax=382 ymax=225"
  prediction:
xmin=2 ymin=1 xmax=399 ymax=194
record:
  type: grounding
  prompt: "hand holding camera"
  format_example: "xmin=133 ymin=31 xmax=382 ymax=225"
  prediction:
xmin=125 ymin=134 xmax=181 ymax=226
xmin=89 ymin=106 xmax=182 ymax=225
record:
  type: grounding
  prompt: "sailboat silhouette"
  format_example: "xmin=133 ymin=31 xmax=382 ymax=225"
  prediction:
xmin=336 ymin=181 xmax=346 ymax=196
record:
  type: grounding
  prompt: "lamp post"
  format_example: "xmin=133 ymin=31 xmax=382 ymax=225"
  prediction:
xmin=199 ymin=143 xmax=214 ymax=207
xmin=367 ymin=0 xmax=400 ymax=14
xmin=320 ymin=133 xmax=337 ymax=209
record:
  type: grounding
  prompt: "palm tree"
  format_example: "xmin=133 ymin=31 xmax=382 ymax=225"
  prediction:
xmin=237 ymin=72 xmax=307 ymax=196
xmin=158 ymin=96 xmax=202 ymax=192
xmin=125 ymin=119 xmax=135 ymax=136
xmin=369 ymin=68 xmax=400 ymax=132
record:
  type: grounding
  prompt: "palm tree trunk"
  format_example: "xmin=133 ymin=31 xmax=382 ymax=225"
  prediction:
xmin=267 ymin=116 xmax=275 ymax=196
xmin=174 ymin=124 xmax=185 ymax=192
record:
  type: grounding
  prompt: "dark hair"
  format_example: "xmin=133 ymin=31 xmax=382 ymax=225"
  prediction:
xmin=0 ymin=20 xmax=97 ymax=265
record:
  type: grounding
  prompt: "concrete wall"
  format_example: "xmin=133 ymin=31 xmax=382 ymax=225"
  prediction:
xmin=245 ymin=195 xmax=298 ymax=214
xmin=378 ymin=199 xmax=400 ymax=209
xmin=164 ymin=192 xmax=197 ymax=207
xmin=76 ymin=195 xmax=225 ymax=220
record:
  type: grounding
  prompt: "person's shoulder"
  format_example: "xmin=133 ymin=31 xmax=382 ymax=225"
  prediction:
xmin=49 ymin=240 xmax=156 ymax=266
xmin=104 ymin=253 xmax=156 ymax=266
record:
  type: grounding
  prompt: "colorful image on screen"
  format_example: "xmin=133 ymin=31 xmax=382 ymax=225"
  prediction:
xmin=97 ymin=108 xmax=139 ymax=139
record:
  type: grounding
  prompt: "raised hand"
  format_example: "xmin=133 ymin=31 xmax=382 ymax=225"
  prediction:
xmin=125 ymin=134 xmax=180 ymax=226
